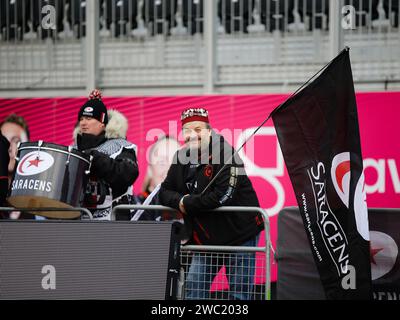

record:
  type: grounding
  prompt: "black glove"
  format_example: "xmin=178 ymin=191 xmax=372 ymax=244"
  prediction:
xmin=88 ymin=148 xmax=139 ymax=197
xmin=89 ymin=150 xmax=111 ymax=179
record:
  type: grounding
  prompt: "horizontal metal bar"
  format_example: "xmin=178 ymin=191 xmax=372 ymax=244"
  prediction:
xmin=181 ymin=245 xmax=267 ymax=253
xmin=112 ymin=204 xmax=269 ymax=222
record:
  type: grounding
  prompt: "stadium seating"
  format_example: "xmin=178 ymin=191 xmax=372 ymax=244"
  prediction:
xmin=0 ymin=0 xmax=26 ymax=41
xmin=220 ymin=0 xmax=253 ymax=33
xmin=105 ymin=0 xmax=137 ymax=37
xmin=0 ymin=0 xmax=399 ymax=41
xmin=182 ymin=0 xmax=204 ymax=35
xmin=144 ymin=0 xmax=177 ymax=36
xmin=26 ymin=0 xmax=64 ymax=40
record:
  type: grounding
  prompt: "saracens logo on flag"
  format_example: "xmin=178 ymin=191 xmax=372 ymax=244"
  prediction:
xmin=331 ymin=152 xmax=369 ymax=241
xmin=370 ymin=231 xmax=398 ymax=281
xmin=17 ymin=151 xmax=54 ymax=176
xmin=331 ymin=152 xmax=351 ymax=208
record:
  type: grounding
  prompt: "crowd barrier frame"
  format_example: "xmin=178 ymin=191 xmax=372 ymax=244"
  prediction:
xmin=112 ymin=204 xmax=272 ymax=300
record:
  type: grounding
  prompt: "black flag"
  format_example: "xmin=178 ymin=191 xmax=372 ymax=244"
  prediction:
xmin=272 ymin=48 xmax=372 ymax=299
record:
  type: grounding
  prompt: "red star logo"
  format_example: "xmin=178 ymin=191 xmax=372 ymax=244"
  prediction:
xmin=370 ymin=247 xmax=383 ymax=265
xmin=28 ymin=157 xmax=44 ymax=168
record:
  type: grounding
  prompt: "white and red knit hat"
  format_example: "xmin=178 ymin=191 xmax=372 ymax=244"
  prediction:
xmin=181 ymin=108 xmax=209 ymax=126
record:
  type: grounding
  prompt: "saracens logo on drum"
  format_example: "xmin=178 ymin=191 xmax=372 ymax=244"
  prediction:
xmin=17 ymin=151 xmax=54 ymax=176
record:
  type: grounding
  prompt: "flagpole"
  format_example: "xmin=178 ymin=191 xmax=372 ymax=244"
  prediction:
xmin=200 ymin=47 xmax=350 ymax=196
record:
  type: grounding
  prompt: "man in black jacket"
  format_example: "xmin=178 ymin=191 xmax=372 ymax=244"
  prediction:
xmin=159 ymin=108 xmax=264 ymax=300
xmin=75 ymin=89 xmax=139 ymax=220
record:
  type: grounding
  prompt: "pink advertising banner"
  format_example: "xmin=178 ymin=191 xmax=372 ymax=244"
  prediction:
xmin=1 ymin=92 xmax=399 ymax=285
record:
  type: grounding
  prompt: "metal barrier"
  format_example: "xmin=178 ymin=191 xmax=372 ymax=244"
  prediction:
xmin=112 ymin=204 xmax=271 ymax=300
xmin=0 ymin=206 xmax=93 ymax=219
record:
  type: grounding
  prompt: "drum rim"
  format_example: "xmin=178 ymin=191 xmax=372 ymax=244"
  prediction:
xmin=19 ymin=141 xmax=84 ymax=155
xmin=18 ymin=146 xmax=90 ymax=164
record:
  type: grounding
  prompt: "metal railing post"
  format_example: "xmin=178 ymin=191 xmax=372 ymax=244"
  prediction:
xmin=204 ymin=0 xmax=218 ymax=94
xmin=329 ymin=0 xmax=345 ymax=59
xmin=86 ymin=0 xmax=100 ymax=91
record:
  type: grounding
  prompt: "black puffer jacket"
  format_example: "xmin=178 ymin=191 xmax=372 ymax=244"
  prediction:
xmin=159 ymin=132 xmax=264 ymax=246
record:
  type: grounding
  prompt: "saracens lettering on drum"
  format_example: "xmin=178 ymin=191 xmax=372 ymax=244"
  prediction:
xmin=11 ymin=179 xmax=52 ymax=192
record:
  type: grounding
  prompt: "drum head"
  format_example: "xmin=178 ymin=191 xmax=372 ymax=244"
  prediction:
xmin=7 ymin=195 xmax=81 ymax=219
xmin=8 ymin=141 xmax=90 ymax=218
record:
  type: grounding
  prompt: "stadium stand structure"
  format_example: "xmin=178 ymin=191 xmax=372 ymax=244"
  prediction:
xmin=0 ymin=0 xmax=399 ymax=95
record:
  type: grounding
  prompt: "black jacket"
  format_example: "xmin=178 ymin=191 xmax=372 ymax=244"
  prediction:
xmin=77 ymin=133 xmax=139 ymax=220
xmin=0 ymin=132 xmax=10 ymax=207
xmin=1 ymin=133 xmax=36 ymax=220
xmin=159 ymin=132 xmax=264 ymax=246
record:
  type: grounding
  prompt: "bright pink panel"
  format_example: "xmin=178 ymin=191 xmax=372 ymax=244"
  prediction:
xmin=1 ymin=91 xmax=399 ymax=286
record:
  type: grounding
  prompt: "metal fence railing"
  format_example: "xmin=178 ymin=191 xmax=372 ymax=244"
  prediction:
xmin=179 ymin=244 xmax=268 ymax=300
xmin=0 ymin=204 xmax=271 ymax=299
xmin=112 ymin=204 xmax=272 ymax=300
xmin=0 ymin=0 xmax=398 ymax=92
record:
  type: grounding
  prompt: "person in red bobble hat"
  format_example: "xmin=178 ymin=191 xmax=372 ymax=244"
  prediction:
xmin=159 ymin=108 xmax=264 ymax=300
xmin=73 ymin=89 xmax=139 ymax=220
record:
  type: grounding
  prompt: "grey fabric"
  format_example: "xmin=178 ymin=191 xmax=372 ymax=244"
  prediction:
xmin=95 ymin=138 xmax=136 ymax=158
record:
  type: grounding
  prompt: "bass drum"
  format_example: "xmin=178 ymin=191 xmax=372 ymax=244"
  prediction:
xmin=7 ymin=141 xmax=90 ymax=219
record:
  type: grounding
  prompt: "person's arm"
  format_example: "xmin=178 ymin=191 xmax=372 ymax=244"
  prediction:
xmin=0 ymin=177 xmax=7 ymax=206
xmin=183 ymin=163 xmax=242 ymax=214
xmin=90 ymin=148 xmax=139 ymax=191
xmin=0 ymin=133 xmax=10 ymax=206
xmin=159 ymin=152 xmax=185 ymax=211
